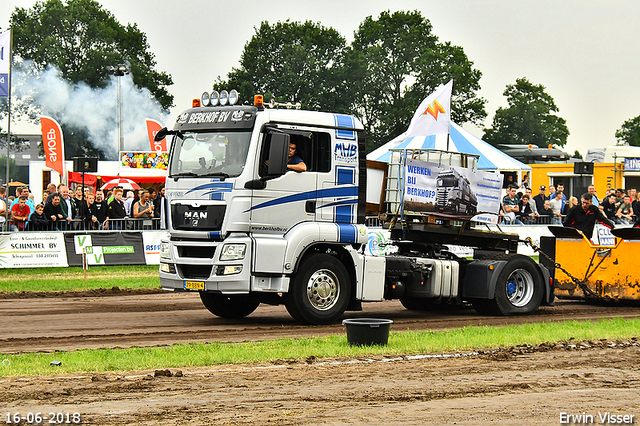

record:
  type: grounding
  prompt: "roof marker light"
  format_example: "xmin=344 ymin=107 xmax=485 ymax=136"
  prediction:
xmin=229 ymin=89 xmax=239 ymax=105
xmin=201 ymin=91 xmax=210 ymax=107
xmin=210 ymin=91 xmax=219 ymax=106
xmin=219 ymin=90 xmax=229 ymax=106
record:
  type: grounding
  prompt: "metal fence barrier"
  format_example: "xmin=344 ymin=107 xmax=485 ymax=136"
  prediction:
xmin=2 ymin=218 xmax=161 ymax=233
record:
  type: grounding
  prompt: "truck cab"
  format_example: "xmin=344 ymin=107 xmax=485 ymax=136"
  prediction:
xmin=159 ymin=95 xmax=370 ymax=323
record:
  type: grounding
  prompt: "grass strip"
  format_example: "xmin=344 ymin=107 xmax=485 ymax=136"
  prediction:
xmin=1 ymin=317 xmax=638 ymax=377
xmin=0 ymin=265 xmax=160 ymax=292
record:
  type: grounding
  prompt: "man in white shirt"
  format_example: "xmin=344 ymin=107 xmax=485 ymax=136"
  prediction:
xmin=549 ymin=191 xmax=564 ymax=225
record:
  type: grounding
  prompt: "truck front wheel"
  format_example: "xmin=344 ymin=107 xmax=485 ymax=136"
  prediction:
xmin=199 ymin=292 xmax=260 ymax=319
xmin=285 ymin=254 xmax=351 ymax=324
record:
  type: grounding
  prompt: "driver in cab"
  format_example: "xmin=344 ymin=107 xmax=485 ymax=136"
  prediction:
xmin=287 ymin=141 xmax=307 ymax=172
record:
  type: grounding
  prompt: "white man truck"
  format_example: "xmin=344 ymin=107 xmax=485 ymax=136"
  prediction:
xmin=158 ymin=94 xmax=555 ymax=324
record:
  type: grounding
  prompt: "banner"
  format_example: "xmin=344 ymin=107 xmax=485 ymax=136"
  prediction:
xmin=0 ymin=233 xmax=68 ymax=268
xmin=146 ymin=119 xmax=167 ymax=152
xmin=403 ymin=158 xmax=503 ymax=223
xmin=142 ymin=230 xmax=167 ymax=265
xmin=65 ymin=232 xmax=146 ymax=266
xmin=121 ymin=151 xmax=168 ymax=170
xmin=41 ymin=116 xmax=66 ymax=177
xmin=0 ymin=29 xmax=9 ymax=97
xmin=406 ymin=79 xmax=453 ymax=137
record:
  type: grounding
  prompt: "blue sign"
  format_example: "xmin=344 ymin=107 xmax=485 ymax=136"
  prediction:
xmin=624 ymin=158 xmax=640 ymax=171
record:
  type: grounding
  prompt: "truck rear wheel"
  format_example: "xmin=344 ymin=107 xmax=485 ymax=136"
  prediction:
xmin=285 ymin=254 xmax=351 ymax=324
xmin=199 ymin=292 xmax=260 ymax=319
xmin=473 ymin=256 xmax=544 ymax=315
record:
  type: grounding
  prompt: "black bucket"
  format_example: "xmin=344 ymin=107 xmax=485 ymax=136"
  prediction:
xmin=342 ymin=318 xmax=393 ymax=346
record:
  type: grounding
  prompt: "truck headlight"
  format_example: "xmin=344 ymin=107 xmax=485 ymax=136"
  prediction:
xmin=220 ymin=244 xmax=246 ymax=261
xmin=160 ymin=241 xmax=171 ymax=259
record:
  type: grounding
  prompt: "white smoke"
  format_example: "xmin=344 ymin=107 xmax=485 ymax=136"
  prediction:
xmin=12 ymin=61 xmax=170 ymax=159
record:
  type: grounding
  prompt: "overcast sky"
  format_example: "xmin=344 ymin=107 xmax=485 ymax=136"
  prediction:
xmin=2 ymin=0 xmax=640 ymax=155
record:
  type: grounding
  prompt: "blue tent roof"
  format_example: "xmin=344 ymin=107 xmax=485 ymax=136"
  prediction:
xmin=367 ymin=123 xmax=531 ymax=171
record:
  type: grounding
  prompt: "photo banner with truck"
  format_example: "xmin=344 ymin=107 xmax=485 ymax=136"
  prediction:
xmin=403 ymin=158 xmax=503 ymax=223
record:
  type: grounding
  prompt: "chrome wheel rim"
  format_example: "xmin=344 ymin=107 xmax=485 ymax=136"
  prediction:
xmin=505 ymin=268 xmax=534 ymax=307
xmin=306 ymin=269 xmax=339 ymax=311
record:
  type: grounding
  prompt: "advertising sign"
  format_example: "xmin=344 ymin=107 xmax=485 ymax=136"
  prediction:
xmin=0 ymin=233 xmax=68 ymax=268
xmin=403 ymin=158 xmax=503 ymax=223
xmin=121 ymin=151 xmax=169 ymax=170
xmin=0 ymin=30 xmax=9 ymax=97
xmin=624 ymin=158 xmax=640 ymax=171
xmin=65 ymin=232 xmax=146 ymax=266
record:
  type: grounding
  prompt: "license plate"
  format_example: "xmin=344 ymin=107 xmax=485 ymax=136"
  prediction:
xmin=184 ymin=280 xmax=205 ymax=290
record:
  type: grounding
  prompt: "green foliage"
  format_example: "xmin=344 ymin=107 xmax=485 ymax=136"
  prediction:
xmin=572 ymin=150 xmax=583 ymax=159
xmin=350 ymin=11 xmax=486 ymax=151
xmin=1 ymin=318 xmax=638 ymax=377
xmin=218 ymin=20 xmax=350 ymax=113
xmin=615 ymin=115 xmax=640 ymax=147
xmin=10 ymin=0 xmax=173 ymax=110
xmin=0 ymin=157 xmax=29 ymax=185
xmin=484 ymin=77 xmax=569 ymax=148
xmin=214 ymin=11 xmax=486 ymax=152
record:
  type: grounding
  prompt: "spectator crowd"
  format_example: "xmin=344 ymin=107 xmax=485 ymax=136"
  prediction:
xmin=0 ymin=183 xmax=165 ymax=232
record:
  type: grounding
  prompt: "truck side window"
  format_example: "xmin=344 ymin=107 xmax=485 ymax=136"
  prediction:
xmin=259 ymin=130 xmax=331 ymax=176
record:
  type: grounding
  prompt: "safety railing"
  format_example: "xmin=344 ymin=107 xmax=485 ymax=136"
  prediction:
xmin=1 ymin=218 xmax=162 ymax=232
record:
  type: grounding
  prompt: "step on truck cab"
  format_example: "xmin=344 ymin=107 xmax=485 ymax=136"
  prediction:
xmin=158 ymin=92 xmax=554 ymax=324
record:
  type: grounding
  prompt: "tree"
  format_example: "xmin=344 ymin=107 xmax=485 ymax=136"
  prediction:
xmin=10 ymin=0 xmax=173 ymax=110
xmin=615 ymin=115 xmax=640 ymax=147
xmin=6 ymin=0 xmax=173 ymax=159
xmin=483 ymin=77 xmax=569 ymax=148
xmin=348 ymin=10 xmax=486 ymax=151
xmin=572 ymin=150 xmax=583 ymax=159
xmin=216 ymin=20 xmax=350 ymax=113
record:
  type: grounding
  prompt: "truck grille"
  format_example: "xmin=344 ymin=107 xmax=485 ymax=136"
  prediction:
xmin=178 ymin=246 xmax=216 ymax=259
xmin=178 ymin=265 xmax=213 ymax=280
xmin=172 ymin=204 xmax=226 ymax=231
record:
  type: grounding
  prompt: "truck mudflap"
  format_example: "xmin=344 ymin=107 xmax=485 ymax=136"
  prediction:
xmin=461 ymin=254 xmax=545 ymax=316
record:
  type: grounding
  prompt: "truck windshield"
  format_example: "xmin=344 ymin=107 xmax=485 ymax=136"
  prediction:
xmin=437 ymin=176 xmax=458 ymax=187
xmin=169 ymin=131 xmax=251 ymax=178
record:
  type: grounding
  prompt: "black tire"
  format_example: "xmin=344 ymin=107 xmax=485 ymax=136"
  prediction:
xmin=475 ymin=255 xmax=544 ymax=316
xmin=199 ymin=292 xmax=260 ymax=319
xmin=285 ymin=254 xmax=351 ymax=324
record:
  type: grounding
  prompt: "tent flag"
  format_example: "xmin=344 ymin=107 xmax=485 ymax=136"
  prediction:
xmin=41 ymin=116 xmax=66 ymax=179
xmin=0 ymin=29 xmax=10 ymax=97
xmin=146 ymin=119 xmax=167 ymax=152
xmin=406 ymin=79 xmax=453 ymax=138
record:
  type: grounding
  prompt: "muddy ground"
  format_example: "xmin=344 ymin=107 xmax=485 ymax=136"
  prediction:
xmin=1 ymin=341 xmax=639 ymax=425
xmin=1 ymin=293 xmax=639 ymax=424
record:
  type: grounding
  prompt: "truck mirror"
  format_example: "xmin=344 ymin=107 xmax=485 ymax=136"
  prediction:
xmin=267 ymin=133 xmax=289 ymax=176
xmin=154 ymin=127 xmax=168 ymax=142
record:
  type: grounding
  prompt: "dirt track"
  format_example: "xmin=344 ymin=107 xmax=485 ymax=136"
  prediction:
xmin=1 ymin=292 xmax=640 ymax=425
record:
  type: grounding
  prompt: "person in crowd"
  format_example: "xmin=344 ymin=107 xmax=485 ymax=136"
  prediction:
xmin=614 ymin=189 xmax=625 ymax=210
xmin=601 ymin=193 xmax=618 ymax=220
xmin=615 ymin=194 xmax=634 ymax=225
xmin=548 ymin=184 xmax=556 ymax=199
xmin=587 ymin=185 xmax=600 ymax=207
xmin=93 ymin=190 xmax=109 ymax=227
xmin=28 ymin=203 xmax=49 ymax=231
xmin=153 ymin=185 xmax=164 ymax=219
xmin=517 ymin=194 xmax=537 ymax=224
xmin=123 ymin=191 xmax=136 ymax=216
xmin=502 ymin=184 xmax=522 ymax=224
xmin=555 ymin=183 xmax=567 ymax=211
xmin=10 ymin=195 xmax=31 ymax=231
xmin=633 ymin=191 xmax=640 ymax=221
xmin=539 ymin=199 xmax=555 ymax=223
xmin=520 ymin=174 xmax=530 ymax=189
xmin=0 ymin=187 xmax=6 ymax=230
xmin=563 ymin=196 xmax=578 ymax=216
xmin=524 ymin=187 xmax=539 ymax=216
xmin=564 ymin=193 xmax=615 ymax=239
xmin=107 ymin=189 xmax=127 ymax=229
xmin=107 ymin=185 xmax=123 ymax=204
xmin=78 ymin=192 xmax=100 ymax=230
xmin=58 ymin=185 xmax=76 ymax=229
xmin=10 ymin=187 xmax=35 ymax=217
xmin=44 ymin=193 xmax=65 ymax=230
xmin=549 ymin=191 xmax=564 ymax=225
xmin=533 ymin=185 xmax=548 ymax=213
xmin=133 ymin=190 xmax=154 ymax=220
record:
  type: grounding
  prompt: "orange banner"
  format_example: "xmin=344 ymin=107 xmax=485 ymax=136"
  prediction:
xmin=41 ymin=116 xmax=65 ymax=178
xmin=146 ymin=119 xmax=167 ymax=153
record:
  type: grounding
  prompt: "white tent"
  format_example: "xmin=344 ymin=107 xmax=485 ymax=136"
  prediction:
xmin=367 ymin=122 xmax=531 ymax=171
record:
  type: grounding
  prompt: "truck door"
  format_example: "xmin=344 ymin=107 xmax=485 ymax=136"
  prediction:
xmin=248 ymin=130 xmax=319 ymax=234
